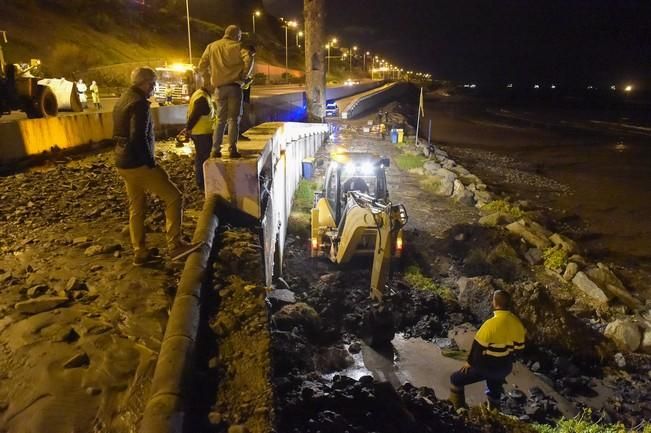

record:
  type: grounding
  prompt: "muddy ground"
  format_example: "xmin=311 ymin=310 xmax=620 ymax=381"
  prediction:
xmin=0 ymin=142 xmax=203 ymax=432
xmin=267 ymin=106 xmax=651 ymax=432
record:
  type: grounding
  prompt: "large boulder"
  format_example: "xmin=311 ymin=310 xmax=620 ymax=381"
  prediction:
xmin=451 ymin=179 xmax=475 ymax=206
xmin=506 ymin=221 xmax=551 ymax=250
xmin=549 ymin=233 xmax=578 ymax=254
xmin=572 ymin=271 xmax=609 ymax=304
xmin=457 ymin=276 xmax=495 ymax=321
xmin=604 ymin=319 xmax=642 ymax=352
xmin=422 ymin=168 xmax=457 ymax=196
xmin=586 ymin=263 xmax=643 ymax=310
xmin=272 ymin=302 xmax=321 ymax=332
xmin=641 ymin=329 xmax=651 ymax=354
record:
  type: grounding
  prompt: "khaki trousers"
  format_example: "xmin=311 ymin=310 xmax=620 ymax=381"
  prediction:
xmin=117 ymin=166 xmax=182 ymax=252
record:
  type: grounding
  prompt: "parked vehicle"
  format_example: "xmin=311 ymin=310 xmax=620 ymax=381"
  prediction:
xmin=154 ymin=63 xmax=196 ymax=105
xmin=325 ymin=99 xmax=339 ymax=117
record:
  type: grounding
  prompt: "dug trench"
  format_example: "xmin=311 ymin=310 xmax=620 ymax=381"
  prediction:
xmin=186 ymin=104 xmax=650 ymax=433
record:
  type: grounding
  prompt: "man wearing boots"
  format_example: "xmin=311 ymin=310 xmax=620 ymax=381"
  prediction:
xmin=449 ymin=290 xmax=526 ymax=411
xmin=198 ymin=25 xmax=254 ymax=159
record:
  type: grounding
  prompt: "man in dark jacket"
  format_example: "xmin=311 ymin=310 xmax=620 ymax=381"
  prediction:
xmin=449 ymin=290 xmax=526 ymax=411
xmin=113 ymin=67 xmax=200 ymax=265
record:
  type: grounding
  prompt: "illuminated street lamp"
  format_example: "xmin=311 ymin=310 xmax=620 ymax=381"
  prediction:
xmin=363 ymin=51 xmax=370 ymax=72
xmin=625 ymin=84 xmax=633 ymax=93
xmin=252 ymin=10 xmax=261 ymax=34
xmin=349 ymin=45 xmax=357 ymax=73
xmin=296 ymin=30 xmax=303 ymax=47
xmin=185 ymin=0 xmax=192 ymax=63
xmin=281 ymin=19 xmax=297 ymax=83
xmin=326 ymin=38 xmax=337 ymax=74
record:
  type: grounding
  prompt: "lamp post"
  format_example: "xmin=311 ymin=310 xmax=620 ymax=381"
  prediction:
xmin=349 ymin=46 xmax=357 ymax=73
xmin=282 ymin=19 xmax=297 ymax=84
xmin=363 ymin=51 xmax=370 ymax=72
xmin=296 ymin=30 xmax=303 ymax=47
xmin=185 ymin=0 xmax=192 ymax=64
xmin=252 ymin=10 xmax=261 ymax=34
xmin=326 ymin=38 xmax=337 ymax=75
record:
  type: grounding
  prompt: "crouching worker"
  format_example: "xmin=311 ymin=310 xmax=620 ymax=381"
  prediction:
xmin=113 ymin=67 xmax=202 ymax=266
xmin=449 ymin=290 xmax=526 ymax=411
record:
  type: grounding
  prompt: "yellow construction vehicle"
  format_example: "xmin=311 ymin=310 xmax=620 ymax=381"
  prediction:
xmin=310 ymin=149 xmax=408 ymax=300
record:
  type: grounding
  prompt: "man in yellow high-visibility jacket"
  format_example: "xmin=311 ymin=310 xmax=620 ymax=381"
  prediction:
xmin=184 ymin=83 xmax=216 ymax=190
xmin=449 ymin=290 xmax=526 ymax=411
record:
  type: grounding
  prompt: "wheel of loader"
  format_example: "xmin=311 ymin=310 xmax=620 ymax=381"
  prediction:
xmin=25 ymin=85 xmax=58 ymax=118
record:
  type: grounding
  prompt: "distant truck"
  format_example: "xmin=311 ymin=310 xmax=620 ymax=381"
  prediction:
xmin=0 ymin=30 xmax=58 ymax=118
xmin=154 ymin=63 xmax=196 ymax=105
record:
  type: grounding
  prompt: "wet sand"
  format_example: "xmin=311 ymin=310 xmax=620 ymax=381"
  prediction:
xmin=424 ymin=95 xmax=651 ymax=296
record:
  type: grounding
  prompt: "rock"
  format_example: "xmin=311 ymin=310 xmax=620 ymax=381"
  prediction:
xmin=549 ymin=233 xmax=578 ymax=253
xmin=478 ymin=212 xmax=512 ymax=227
xmin=423 ymin=161 xmax=441 ymax=173
xmin=272 ymin=302 xmax=320 ymax=332
xmin=639 ymin=329 xmax=651 ymax=354
xmin=64 ymin=277 xmax=84 ymax=292
xmin=506 ymin=221 xmax=551 ymax=250
xmin=348 ymin=342 xmax=362 ymax=354
xmin=429 ymin=168 xmax=457 ymax=196
xmin=89 ymin=265 xmax=103 ymax=272
xmin=604 ymin=319 xmax=641 ymax=352
xmin=314 ymin=347 xmax=354 ymax=373
xmin=508 ymin=389 xmax=526 ymax=401
xmin=563 ymin=262 xmax=579 ymax=281
xmin=572 ymin=272 xmax=609 ymax=304
xmin=451 ymin=180 xmax=475 ymax=206
xmin=85 ymin=386 xmax=101 ymax=396
xmin=84 ymin=245 xmax=104 ymax=257
xmin=267 ymin=289 xmax=296 ymax=308
xmin=457 ymin=276 xmax=495 ymax=321
xmin=228 ymin=425 xmax=249 ymax=433
xmin=208 ymin=411 xmax=223 ymax=425
xmin=102 ymin=243 xmax=122 ymax=254
xmin=587 ymin=263 xmax=643 ymax=310
xmin=63 ymin=352 xmax=90 ymax=369
xmin=15 ymin=296 xmax=69 ymax=314
xmin=568 ymin=254 xmax=588 ymax=266
xmin=26 ymin=284 xmax=48 ymax=298
xmin=614 ymin=352 xmax=626 ymax=368
xmin=531 ymin=361 xmax=541 ymax=372
xmin=72 ymin=236 xmax=91 ymax=246
xmin=524 ymin=248 xmax=544 ymax=266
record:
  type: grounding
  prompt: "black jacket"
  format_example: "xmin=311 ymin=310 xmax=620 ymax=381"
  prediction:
xmin=113 ymin=86 xmax=155 ymax=169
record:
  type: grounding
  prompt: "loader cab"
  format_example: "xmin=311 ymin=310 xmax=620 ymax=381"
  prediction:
xmin=322 ymin=152 xmax=390 ymax=224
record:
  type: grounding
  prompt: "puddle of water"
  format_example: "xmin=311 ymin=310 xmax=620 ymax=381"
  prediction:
xmin=326 ymin=331 xmax=617 ymax=418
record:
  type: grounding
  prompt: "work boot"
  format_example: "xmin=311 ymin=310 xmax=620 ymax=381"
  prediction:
xmin=210 ymin=150 xmax=222 ymax=158
xmin=133 ymin=248 xmax=162 ymax=266
xmin=168 ymin=241 xmax=204 ymax=262
xmin=449 ymin=388 xmax=468 ymax=411
xmin=229 ymin=151 xmax=242 ymax=159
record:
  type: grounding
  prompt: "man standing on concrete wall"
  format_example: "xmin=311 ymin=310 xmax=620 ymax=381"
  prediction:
xmin=199 ymin=25 xmax=254 ymax=159
xmin=113 ymin=67 xmax=201 ymax=265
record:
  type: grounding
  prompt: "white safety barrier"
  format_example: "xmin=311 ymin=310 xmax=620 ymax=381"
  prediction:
xmin=203 ymin=122 xmax=329 ymax=285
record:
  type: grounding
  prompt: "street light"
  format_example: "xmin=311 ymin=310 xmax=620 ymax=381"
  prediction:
xmin=326 ymin=38 xmax=337 ymax=75
xmin=349 ymin=46 xmax=357 ymax=73
xmin=252 ymin=10 xmax=261 ymax=34
xmin=281 ymin=19 xmax=297 ymax=84
xmin=185 ymin=0 xmax=192 ymax=64
xmin=296 ymin=30 xmax=303 ymax=47
xmin=363 ymin=51 xmax=370 ymax=72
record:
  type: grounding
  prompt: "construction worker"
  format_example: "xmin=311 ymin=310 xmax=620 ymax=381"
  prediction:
xmin=89 ymin=80 xmax=101 ymax=110
xmin=449 ymin=290 xmax=526 ymax=411
xmin=199 ymin=25 xmax=254 ymax=159
xmin=77 ymin=79 xmax=88 ymax=109
xmin=182 ymin=78 xmax=215 ymax=190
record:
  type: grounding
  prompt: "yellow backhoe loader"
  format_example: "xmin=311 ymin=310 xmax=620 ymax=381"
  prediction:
xmin=310 ymin=149 xmax=408 ymax=301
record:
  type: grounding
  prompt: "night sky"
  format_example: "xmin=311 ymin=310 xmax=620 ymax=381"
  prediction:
xmin=263 ymin=0 xmax=651 ymax=87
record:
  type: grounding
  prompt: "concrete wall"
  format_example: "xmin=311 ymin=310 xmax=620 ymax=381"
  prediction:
xmin=0 ymin=81 xmax=385 ymax=166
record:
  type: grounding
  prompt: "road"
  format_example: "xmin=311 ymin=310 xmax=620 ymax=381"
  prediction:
xmin=0 ymin=81 xmax=376 ymax=123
